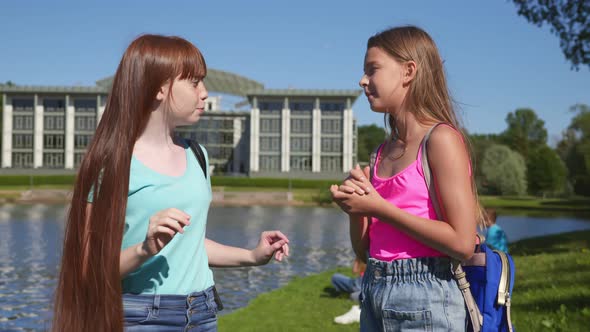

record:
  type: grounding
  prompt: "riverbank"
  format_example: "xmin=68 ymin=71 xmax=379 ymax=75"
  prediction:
xmin=218 ymin=230 xmax=590 ymax=332
xmin=1 ymin=187 xmax=589 ymax=213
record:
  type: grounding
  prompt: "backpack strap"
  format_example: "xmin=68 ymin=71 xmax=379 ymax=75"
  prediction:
xmin=369 ymin=143 xmax=382 ymax=184
xmin=420 ymin=123 xmax=483 ymax=332
xmin=187 ymin=139 xmax=208 ymax=179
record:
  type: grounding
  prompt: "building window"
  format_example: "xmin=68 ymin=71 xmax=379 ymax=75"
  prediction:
xmin=12 ymin=134 xmax=33 ymax=148
xmin=320 ymin=102 xmax=344 ymax=114
xmin=290 ymin=137 xmax=311 ymax=152
xmin=75 ymin=134 xmax=93 ymax=149
xmin=321 ymin=156 xmax=342 ymax=172
xmin=259 ymin=102 xmax=283 ymax=114
xmin=291 ymin=118 xmax=311 ymax=134
xmin=75 ymin=116 xmax=96 ymax=130
xmin=13 ymin=115 xmax=34 ymax=130
xmin=290 ymin=156 xmax=311 ymax=171
xmin=44 ymin=116 xmax=65 ymax=130
xmin=289 ymin=101 xmax=313 ymax=116
xmin=12 ymin=152 xmax=33 ymax=168
xmin=321 ymin=119 xmax=342 ymax=134
xmin=43 ymin=152 xmax=64 ymax=168
xmin=321 ymin=137 xmax=342 ymax=152
xmin=259 ymin=155 xmax=280 ymax=171
xmin=44 ymin=99 xmax=65 ymax=112
xmin=12 ymin=99 xmax=34 ymax=111
xmin=74 ymin=152 xmax=85 ymax=168
xmin=74 ymin=99 xmax=97 ymax=113
xmin=260 ymin=137 xmax=280 ymax=152
xmin=260 ymin=119 xmax=281 ymax=133
xmin=44 ymin=134 xmax=65 ymax=149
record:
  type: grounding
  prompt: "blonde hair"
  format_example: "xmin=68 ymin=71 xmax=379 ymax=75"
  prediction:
xmin=368 ymin=26 xmax=486 ymax=227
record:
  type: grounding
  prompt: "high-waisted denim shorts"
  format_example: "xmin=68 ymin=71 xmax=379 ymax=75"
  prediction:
xmin=123 ymin=286 xmax=219 ymax=332
xmin=360 ymin=257 xmax=466 ymax=332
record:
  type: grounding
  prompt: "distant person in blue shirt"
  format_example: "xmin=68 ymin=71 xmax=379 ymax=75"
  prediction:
xmin=485 ymin=208 xmax=509 ymax=252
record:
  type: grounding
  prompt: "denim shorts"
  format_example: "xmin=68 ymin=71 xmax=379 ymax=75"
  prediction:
xmin=360 ymin=257 xmax=466 ymax=332
xmin=123 ymin=286 xmax=219 ymax=331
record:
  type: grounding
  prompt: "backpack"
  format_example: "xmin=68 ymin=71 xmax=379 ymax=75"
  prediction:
xmin=419 ymin=124 xmax=516 ymax=332
xmin=187 ymin=139 xmax=208 ymax=178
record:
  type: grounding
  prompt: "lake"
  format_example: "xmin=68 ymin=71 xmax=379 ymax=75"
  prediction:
xmin=1 ymin=204 xmax=589 ymax=331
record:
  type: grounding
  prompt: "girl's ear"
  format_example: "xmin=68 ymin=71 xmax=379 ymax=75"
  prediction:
xmin=403 ymin=61 xmax=417 ymax=84
xmin=156 ymin=81 xmax=171 ymax=101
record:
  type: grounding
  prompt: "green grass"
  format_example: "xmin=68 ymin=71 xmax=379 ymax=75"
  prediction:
xmin=219 ymin=267 xmax=360 ymax=332
xmin=510 ymin=231 xmax=590 ymax=331
xmin=480 ymin=196 xmax=590 ymax=213
xmin=219 ymin=231 xmax=590 ymax=332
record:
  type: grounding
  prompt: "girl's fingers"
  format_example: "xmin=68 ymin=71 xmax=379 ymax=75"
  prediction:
xmin=349 ymin=178 xmax=371 ymax=193
xmin=155 ymin=225 xmax=176 ymax=237
xmin=165 ymin=209 xmax=191 ymax=226
xmin=340 ymin=184 xmax=363 ymax=195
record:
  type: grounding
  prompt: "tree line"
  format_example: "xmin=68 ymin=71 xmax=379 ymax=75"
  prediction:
xmin=356 ymin=104 xmax=590 ymax=197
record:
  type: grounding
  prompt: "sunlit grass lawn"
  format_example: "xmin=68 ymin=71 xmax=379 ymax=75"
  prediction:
xmin=219 ymin=230 xmax=590 ymax=332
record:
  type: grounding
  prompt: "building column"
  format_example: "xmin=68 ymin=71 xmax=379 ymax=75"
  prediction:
xmin=65 ymin=95 xmax=75 ymax=169
xmin=342 ymin=98 xmax=353 ymax=172
xmin=232 ymin=117 xmax=242 ymax=173
xmin=281 ymin=97 xmax=290 ymax=172
xmin=312 ymin=98 xmax=321 ymax=172
xmin=97 ymin=95 xmax=105 ymax=124
xmin=249 ymin=97 xmax=259 ymax=172
xmin=1 ymin=94 xmax=12 ymax=167
xmin=33 ymin=94 xmax=43 ymax=168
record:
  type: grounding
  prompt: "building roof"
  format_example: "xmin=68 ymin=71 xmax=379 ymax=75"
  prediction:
xmin=1 ymin=69 xmax=362 ymax=103
xmin=94 ymin=68 xmax=265 ymax=97
xmin=246 ymin=88 xmax=362 ymax=98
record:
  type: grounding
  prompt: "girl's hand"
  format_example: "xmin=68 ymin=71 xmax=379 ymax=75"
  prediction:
xmin=250 ymin=230 xmax=290 ymax=265
xmin=331 ymin=165 xmax=383 ymax=215
xmin=338 ymin=165 xmax=374 ymax=196
xmin=140 ymin=208 xmax=191 ymax=257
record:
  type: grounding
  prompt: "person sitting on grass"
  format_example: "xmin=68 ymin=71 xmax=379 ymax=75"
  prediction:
xmin=485 ymin=208 xmax=509 ymax=252
xmin=332 ymin=257 xmax=365 ymax=324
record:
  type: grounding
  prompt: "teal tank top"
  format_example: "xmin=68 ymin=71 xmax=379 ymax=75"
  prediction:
xmin=121 ymin=141 xmax=214 ymax=295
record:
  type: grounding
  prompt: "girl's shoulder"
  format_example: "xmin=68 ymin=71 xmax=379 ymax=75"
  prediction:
xmin=426 ymin=124 xmax=465 ymax=151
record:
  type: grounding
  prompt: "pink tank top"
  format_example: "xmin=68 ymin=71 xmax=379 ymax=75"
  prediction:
xmin=369 ymin=137 xmax=445 ymax=261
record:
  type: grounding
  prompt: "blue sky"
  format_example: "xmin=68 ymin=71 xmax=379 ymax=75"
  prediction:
xmin=1 ymin=0 xmax=588 ymax=143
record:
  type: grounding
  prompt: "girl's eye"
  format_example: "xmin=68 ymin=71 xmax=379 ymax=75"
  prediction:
xmin=191 ymin=80 xmax=200 ymax=87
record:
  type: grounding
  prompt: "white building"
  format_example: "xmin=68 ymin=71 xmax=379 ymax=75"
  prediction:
xmin=1 ymin=69 xmax=360 ymax=177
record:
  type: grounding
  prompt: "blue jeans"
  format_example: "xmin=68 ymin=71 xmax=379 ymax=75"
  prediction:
xmin=123 ymin=286 xmax=219 ymax=331
xmin=331 ymin=273 xmax=362 ymax=302
xmin=360 ymin=257 xmax=466 ymax=332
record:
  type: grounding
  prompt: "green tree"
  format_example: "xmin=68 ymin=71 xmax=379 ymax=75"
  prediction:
xmin=558 ymin=104 xmax=590 ymax=195
xmin=501 ymin=108 xmax=548 ymax=160
xmin=481 ymin=144 xmax=527 ymax=196
xmin=527 ymin=145 xmax=567 ymax=196
xmin=512 ymin=0 xmax=590 ymax=70
xmin=469 ymin=133 xmax=504 ymax=194
xmin=357 ymin=124 xmax=386 ymax=162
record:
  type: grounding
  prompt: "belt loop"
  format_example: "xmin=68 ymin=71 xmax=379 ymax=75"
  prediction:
xmin=152 ymin=294 xmax=160 ymax=318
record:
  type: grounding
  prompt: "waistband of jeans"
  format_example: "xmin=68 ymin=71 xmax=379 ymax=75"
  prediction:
xmin=122 ymin=285 xmax=215 ymax=307
xmin=367 ymin=256 xmax=453 ymax=282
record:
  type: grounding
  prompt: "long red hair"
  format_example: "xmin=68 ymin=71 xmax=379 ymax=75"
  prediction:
xmin=52 ymin=34 xmax=206 ymax=332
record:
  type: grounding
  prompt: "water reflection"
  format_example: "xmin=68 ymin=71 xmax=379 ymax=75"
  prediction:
xmin=0 ymin=204 xmax=589 ymax=330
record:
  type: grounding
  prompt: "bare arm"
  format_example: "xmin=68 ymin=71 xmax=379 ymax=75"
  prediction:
xmin=332 ymin=127 xmax=476 ymax=261
xmin=205 ymin=230 xmax=289 ymax=267
xmin=349 ymin=214 xmax=369 ymax=263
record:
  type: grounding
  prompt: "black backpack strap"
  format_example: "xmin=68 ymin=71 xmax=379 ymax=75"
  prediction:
xmin=187 ymin=139 xmax=208 ymax=179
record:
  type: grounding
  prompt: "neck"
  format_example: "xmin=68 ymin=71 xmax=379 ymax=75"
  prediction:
xmin=135 ymin=108 xmax=176 ymax=151
xmin=391 ymin=110 xmax=431 ymax=143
